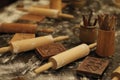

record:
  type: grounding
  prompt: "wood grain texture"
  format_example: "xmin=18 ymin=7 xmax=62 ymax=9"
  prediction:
xmin=36 ymin=43 xmax=66 ymax=59
xmin=0 ymin=23 xmax=37 ymax=33
xmin=96 ymin=29 xmax=115 ymax=57
xmin=77 ymin=56 xmax=109 ymax=77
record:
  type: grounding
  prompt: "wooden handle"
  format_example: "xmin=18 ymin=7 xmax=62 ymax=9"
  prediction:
xmin=34 ymin=62 xmax=53 ymax=74
xmin=37 ymin=28 xmax=55 ymax=33
xmin=0 ymin=46 xmax=11 ymax=54
xmin=112 ymin=77 xmax=119 ymax=80
xmin=53 ymin=36 xmax=69 ymax=42
xmin=89 ymin=43 xmax=97 ymax=49
xmin=59 ymin=13 xmax=74 ymax=19
xmin=111 ymin=66 xmax=120 ymax=80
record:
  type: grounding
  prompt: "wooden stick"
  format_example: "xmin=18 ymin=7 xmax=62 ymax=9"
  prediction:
xmin=89 ymin=43 xmax=97 ymax=49
xmin=82 ymin=10 xmax=97 ymax=27
xmin=37 ymin=28 xmax=55 ymax=33
xmin=103 ymin=14 xmax=109 ymax=30
xmin=98 ymin=15 xmax=104 ymax=27
xmin=53 ymin=36 xmax=69 ymax=42
xmin=82 ymin=15 xmax=88 ymax=27
xmin=98 ymin=14 xmax=116 ymax=31
xmin=111 ymin=16 xmax=116 ymax=31
xmin=93 ymin=18 xmax=97 ymax=26
xmin=34 ymin=62 xmax=53 ymax=74
xmin=0 ymin=46 xmax=11 ymax=54
xmin=59 ymin=13 xmax=75 ymax=19
xmin=112 ymin=77 xmax=119 ymax=80
xmin=88 ymin=10 xmax=93 ymax=26
xmin=111 ymin=66 xmax=120 ymax=80
xmin=113 ymin=16 xmax=116 ymax=30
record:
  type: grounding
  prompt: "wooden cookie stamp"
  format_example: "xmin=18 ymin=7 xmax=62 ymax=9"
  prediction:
xmin=36 ymin=43 xmax=66 ymax=59
xmin=77 ymin=56 xmax=109 ymax=78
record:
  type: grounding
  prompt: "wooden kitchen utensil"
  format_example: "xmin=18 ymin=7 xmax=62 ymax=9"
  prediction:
xmin=0 ymin=35 xmax=69 ymax=54
xmin=111 ymin=66 xmax=120 ymax=80
xmin=34 ymin=43 xmax=97 ymax=74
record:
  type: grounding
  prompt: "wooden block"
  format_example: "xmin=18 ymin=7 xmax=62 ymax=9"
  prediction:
xmin=36 ymin=43 xmax=66 ymax=59
xmin=77 ymin=56 xmax=109 ymax=78
xmin=9 ymin=33 xmax=35 ymax=43
xmin=19 ymin=14 xmax=45 ymax=22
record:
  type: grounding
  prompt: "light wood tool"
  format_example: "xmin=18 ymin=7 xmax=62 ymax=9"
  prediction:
xmin=0 ymin=35 xmax=69 ymax=54
xmin=0 ymin=23 xmax=54 ymax=33
xmin=34 ymin=43 xmax=97 ymax=74
xmin=20 ymin=7 xmax=74 ymax=19
xmin=111 ymin=66 xmax=120 ymax=80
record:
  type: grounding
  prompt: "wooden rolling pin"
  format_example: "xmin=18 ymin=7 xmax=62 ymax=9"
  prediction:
xmin=21 ymin=7 xmax=74 ymax=19
xmin=0 ymin=23 xmax=54 ymax=33
xmin=0 ymin=35 xmax=69 ymax=54
xmin=50 ymin=0 xmax=62 ymax=12
xmin=111 ymin=66 xmax=120 ymax=80
xmin=34 ymin=43 xmax=97 ymax=74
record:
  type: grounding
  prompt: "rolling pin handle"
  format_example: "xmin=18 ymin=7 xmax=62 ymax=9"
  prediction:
xmin=88 ymin=43 xmax=97 ymax=49
xmin=34 ymin=62 xmax=53 ymax=74
xmin=112 ymin=77 xmax=119 ymax=80
xmin=111 ymin=66 xmax=120 ymax=80
xmin=37 ymin=28 xmax=55 ymax=33
xmin=53 ymin=36 xmax=69 ymax=42
xmin=59 ymin=13 xmax=74 ymax=19
xmin=0 ymin=46 xmax=11 ymax=54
